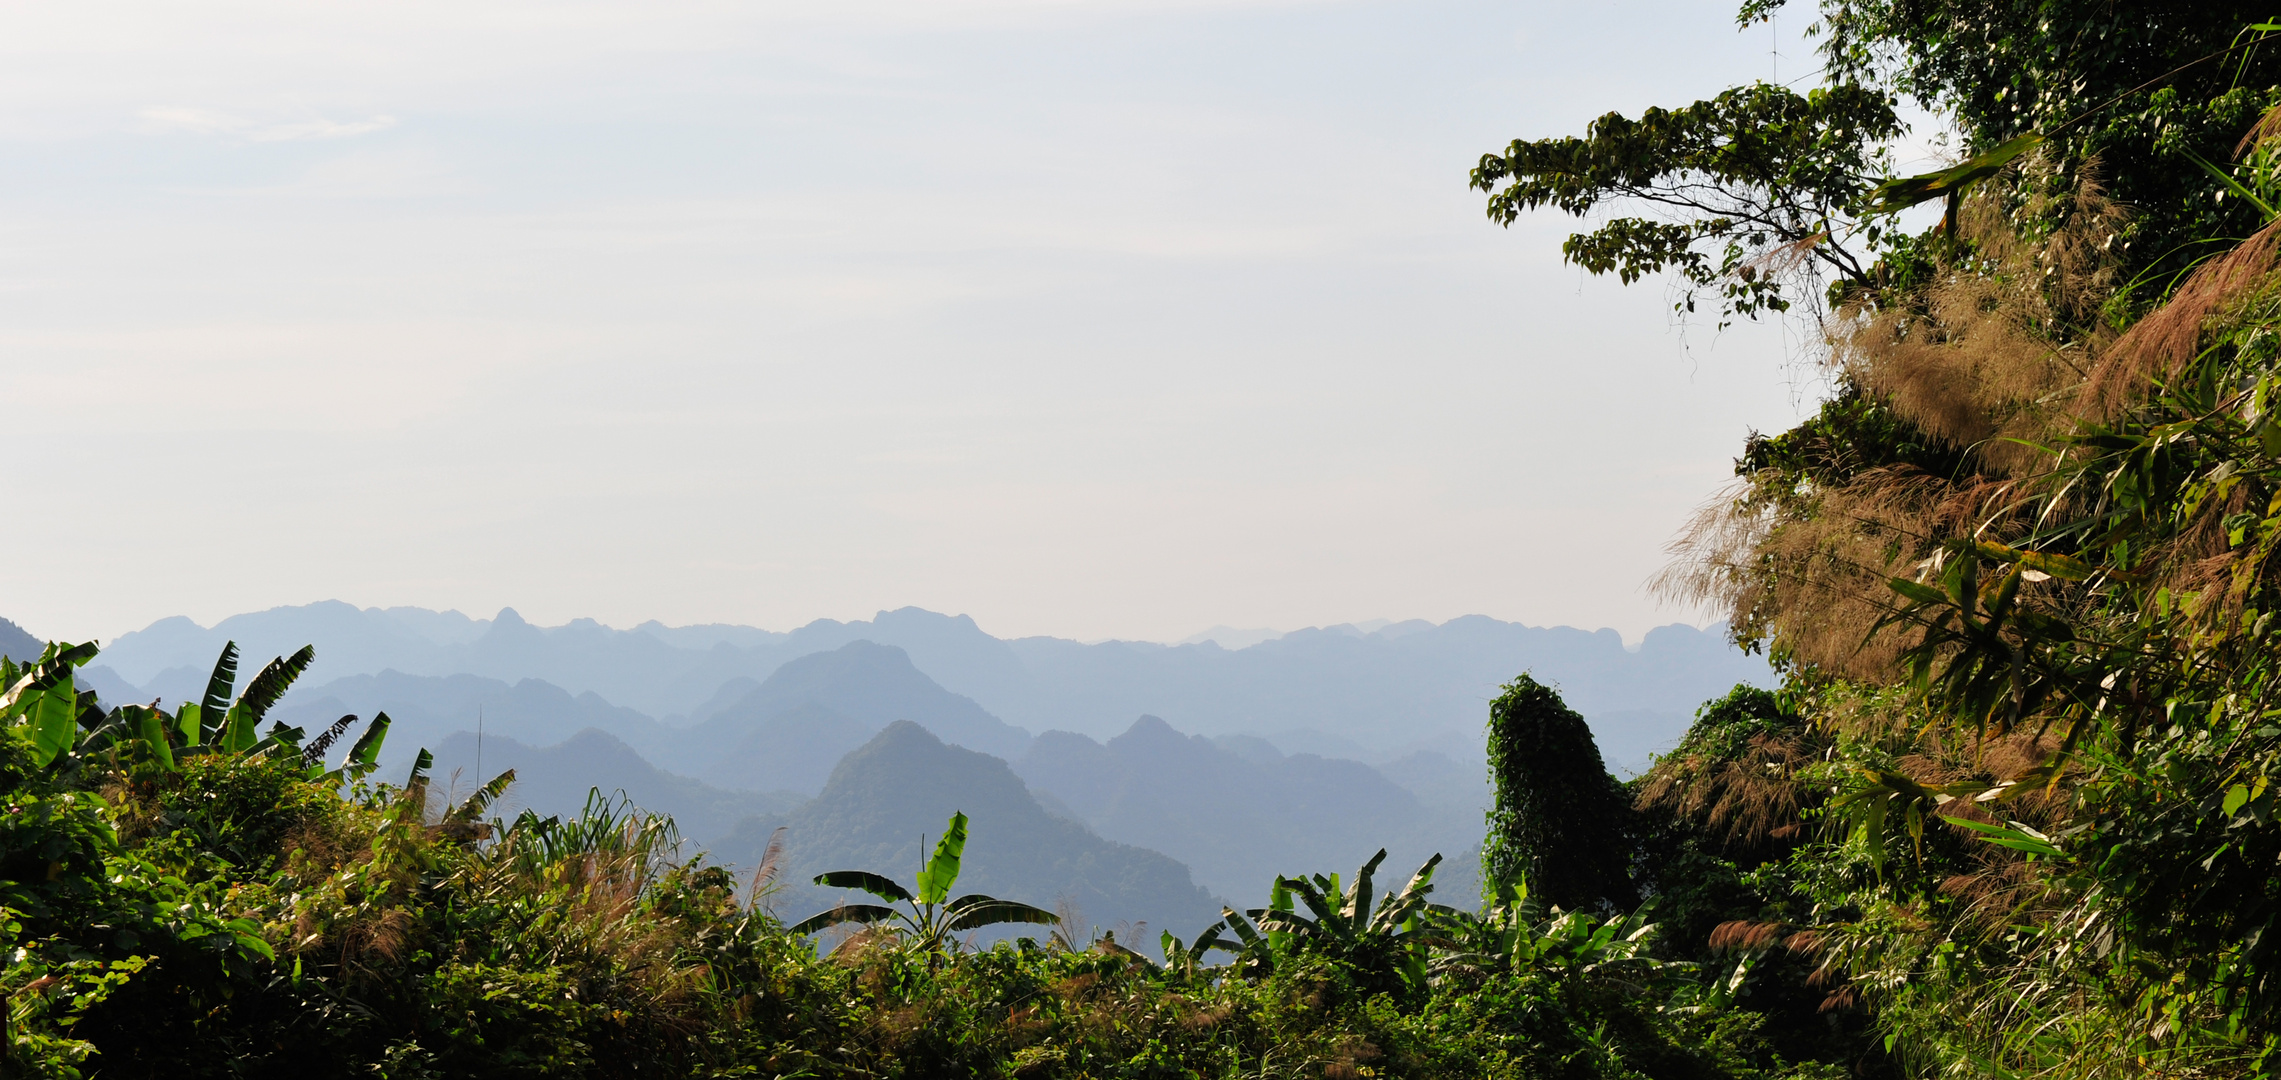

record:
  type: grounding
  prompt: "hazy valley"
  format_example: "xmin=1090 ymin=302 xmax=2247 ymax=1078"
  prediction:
xmin=34 ymin=602 xmax=1772 ymax=931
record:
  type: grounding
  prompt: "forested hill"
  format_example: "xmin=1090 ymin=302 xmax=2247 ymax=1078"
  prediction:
xmin=87 ymin=602 xmax=1770 ymax=770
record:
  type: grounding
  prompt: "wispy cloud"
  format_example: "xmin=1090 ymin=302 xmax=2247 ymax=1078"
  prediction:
xmin=140 ymin=106 xmax=397 ymax=141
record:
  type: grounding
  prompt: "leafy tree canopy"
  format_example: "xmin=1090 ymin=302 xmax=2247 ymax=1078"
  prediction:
xmin=1473 ymin=0 xmax=2281 ymax=327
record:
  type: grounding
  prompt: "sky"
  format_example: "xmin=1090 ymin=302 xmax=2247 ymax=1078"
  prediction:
xmin=0 ymin=0 xmax=1854 ymax=646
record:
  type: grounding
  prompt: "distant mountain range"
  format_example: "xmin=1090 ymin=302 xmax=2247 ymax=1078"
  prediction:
xmin=10 ymin=601 xmax=1772 ymax=935
xmin=83 ymin=601 xmax=1771 ymax=771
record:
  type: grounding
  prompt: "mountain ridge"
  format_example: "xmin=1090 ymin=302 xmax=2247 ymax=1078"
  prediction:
xmin=91 ymin=601 xmax=1770 ymax=768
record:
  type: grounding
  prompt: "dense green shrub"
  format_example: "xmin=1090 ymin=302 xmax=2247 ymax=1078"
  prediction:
xmin=1481 ymin=675 xmax=1638 ymax=912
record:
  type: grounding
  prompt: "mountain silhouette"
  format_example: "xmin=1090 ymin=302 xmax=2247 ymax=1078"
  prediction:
xmin=1016 ymin=715 xmax=1473 ymax=906
xmin=95 ymin=602 xmax=1772 ymax=769
xmin=666 ymin=641 xmax=1031 ymax=793
xmin=714 ymin=721 xmax=1220 ymax=940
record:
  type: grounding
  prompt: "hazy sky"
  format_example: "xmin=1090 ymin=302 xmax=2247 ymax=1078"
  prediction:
xmin=0 ymin=0 xmax=1842 ymax=645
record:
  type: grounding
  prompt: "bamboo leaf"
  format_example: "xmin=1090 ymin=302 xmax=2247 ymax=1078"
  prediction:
xmin=1944 ymin=815 xmax=2067 ymax=859
xmin=1889 ymin=579 xmax=1949 ymax=606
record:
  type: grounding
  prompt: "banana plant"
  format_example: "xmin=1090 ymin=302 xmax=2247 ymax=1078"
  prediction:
xmin=0 ymin=641 xmax=103 ymax=766
xmin=1157 ymin=923 xmax=1233 ymax=981
xmin=1079 ymin=923 xmax=1234 ymax=981
xmin=2 ymin=639 xmax=392 ymax=783
xmin=788 ymin=811 xmax=1059 ymax=953
xmin=1233 ymin=849 xmax=1450 ymax=995
xmin=1426 ymin=879 xmax=1708 ymax=1004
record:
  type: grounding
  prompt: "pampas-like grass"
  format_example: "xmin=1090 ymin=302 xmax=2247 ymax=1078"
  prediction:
xmin=2092 ymin=218 xmax=2281 ymax=413
xmin=1661 ymin=159 xmax=2129 ymax=679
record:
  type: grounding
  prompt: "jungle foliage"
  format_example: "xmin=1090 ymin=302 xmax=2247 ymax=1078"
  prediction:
xmin=1481 ymin=1 xmax=2281 ymax=1077
xmin=1472 ymin=0 xmax=2281 ymax=326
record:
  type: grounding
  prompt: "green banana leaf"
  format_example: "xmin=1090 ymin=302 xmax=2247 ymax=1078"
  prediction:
xmin=2 ymin=658 xmax=86 ymax=767
xmin=789 ymin=904 xmax=901 ymax=936
xmin=219 ymin=703 xmax=258 ymax=755
xmin=814 ymin=870 xmax=915 ymax=904
xmin=347 ymin=712 xmax=392 ymax=773
xmin=134 ymin=707 xmax=176 ymax=771
xmin=915 ymin=811 xmax=968 ymax=905
xmin=1866 ymin=133 xmax=2044 ymax=213
xmin=945 ymin=898 xmax=1058 ymax=933
xmin=238 ymin=646 xmax=315 ymax=724
xmin=199 ymin=642 xmax=240 ymax=718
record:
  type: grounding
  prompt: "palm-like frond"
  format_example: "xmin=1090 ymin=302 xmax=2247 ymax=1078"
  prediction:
xmin=1244 ymin=851 xmax=1447 ymax=996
